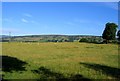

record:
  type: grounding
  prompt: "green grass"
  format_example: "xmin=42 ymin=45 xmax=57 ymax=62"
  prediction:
xmin=2 ymin=42 xmax=119 ymax=80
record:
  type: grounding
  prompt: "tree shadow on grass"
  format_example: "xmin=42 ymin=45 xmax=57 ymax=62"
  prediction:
xmin=32 ymin=66 xmax=91 ymax=81
xmin=1 ymin=55 xmax=27 ymax=72
xmin=80 ymin=62 xmax=120 ymax=79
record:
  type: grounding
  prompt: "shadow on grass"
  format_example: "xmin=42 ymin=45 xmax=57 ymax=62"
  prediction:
xmin=80 ymin=62 xmax=120 ymax=79
xmin=32 ymin=66 xmax=91 ymax=81
xmin=1 ymin=55 xmax=27 ymax=72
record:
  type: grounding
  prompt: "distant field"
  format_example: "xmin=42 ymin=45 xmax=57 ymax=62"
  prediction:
xmin=2 ymin=42 xmax=119 ymax=80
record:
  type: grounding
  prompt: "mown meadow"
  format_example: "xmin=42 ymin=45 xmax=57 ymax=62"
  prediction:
xmin=1 ymin=42 xmax=119 ymax=80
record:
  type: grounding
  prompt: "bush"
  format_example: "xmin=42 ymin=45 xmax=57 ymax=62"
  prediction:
xmin=79 ymin=38 xmax=88 ymax=42
xmin=110 ymin=40 xmax=118 ymax=44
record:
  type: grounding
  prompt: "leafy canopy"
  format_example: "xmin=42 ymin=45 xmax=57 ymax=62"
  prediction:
xmin=102 ymin=22 xmax=118 ymax=40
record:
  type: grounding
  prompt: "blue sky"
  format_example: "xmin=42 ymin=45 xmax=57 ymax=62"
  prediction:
xmin=2 ymin=2 xmax=118 ymax=36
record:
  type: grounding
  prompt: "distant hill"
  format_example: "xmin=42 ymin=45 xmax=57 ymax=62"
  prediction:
xmin=1 ymin=34 xmax=102 ymax=43
xmin=0 ymin=35 xmax=10 ymax=38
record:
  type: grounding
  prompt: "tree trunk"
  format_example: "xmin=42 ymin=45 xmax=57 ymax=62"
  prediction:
xmin=105 ymin=40 xmax=109 ymax=44
xmin=105 ymin=39 xmax=108 ymax=44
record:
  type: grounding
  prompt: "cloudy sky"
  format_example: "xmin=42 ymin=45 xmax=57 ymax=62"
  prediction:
xmin=2 ymin=2 xmax=118 ymax=36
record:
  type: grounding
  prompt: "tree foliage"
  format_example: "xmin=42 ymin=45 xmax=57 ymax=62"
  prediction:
xmin=102 ymin=22 xmax=118 ymax=43
xmin=79 ymin=38 xmax=88 ymax=42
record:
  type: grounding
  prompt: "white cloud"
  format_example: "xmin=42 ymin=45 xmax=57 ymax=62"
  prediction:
xmin=21 ymin=18 xmax=28 ymax=23
xmin=23 ymin=13 xmax=32 ymax=17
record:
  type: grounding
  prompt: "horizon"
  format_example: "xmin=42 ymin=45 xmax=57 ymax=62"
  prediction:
xmin=1 ymin=2 xmax=118 ymax=36
xmin=1 ymin=34 xmax=102 ymax=37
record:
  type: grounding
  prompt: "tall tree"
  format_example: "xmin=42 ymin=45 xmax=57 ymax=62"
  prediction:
xmin=102 ymin=22 xmax=118 ymax=44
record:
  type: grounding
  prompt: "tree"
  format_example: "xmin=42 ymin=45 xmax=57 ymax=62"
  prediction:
xmin=79 ymin=38 xmax=88 ymax=42
xmin=102 ymin=22 xmax=118 ymax=44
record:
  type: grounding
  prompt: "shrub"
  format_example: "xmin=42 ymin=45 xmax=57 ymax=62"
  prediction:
xmin=79 ymin=38 xmax=88 ymax=42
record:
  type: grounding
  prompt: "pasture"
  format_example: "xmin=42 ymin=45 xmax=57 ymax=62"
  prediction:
xmin=1 ymin=42 xmax=119 ymax=80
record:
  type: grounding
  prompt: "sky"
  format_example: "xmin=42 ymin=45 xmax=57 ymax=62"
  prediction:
xmin=2 ymin=0 xmax=120 ymax=2
xmin=1 ymin=2 xmax=118 ymax=36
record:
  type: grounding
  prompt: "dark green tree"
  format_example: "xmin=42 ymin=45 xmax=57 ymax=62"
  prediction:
xmin=79 ymin=38 xmax=88 ymax=42
xmin=102 ymin=22 xmax=118 ymax=44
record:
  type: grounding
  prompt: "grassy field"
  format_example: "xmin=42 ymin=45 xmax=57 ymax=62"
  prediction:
xmin=1 ymin=42 xmax=119 ymax=80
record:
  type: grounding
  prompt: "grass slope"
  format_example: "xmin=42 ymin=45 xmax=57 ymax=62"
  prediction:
xmin=2 ymin=42 xmax=119 ymax=80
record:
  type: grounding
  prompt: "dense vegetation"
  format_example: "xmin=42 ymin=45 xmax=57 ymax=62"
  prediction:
xmin=1 ymin=35 xmax=103 ymax=43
